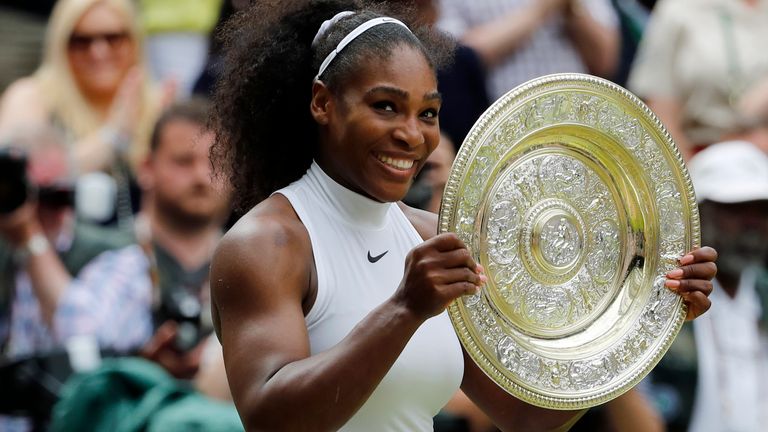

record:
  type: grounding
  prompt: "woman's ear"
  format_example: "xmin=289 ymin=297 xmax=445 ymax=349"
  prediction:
xmin=310 ymin=80 xmax=332 ymax=125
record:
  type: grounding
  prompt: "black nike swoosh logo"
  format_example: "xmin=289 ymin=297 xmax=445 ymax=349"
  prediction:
xmin=367 ymin=250 xmax=388 ymax=263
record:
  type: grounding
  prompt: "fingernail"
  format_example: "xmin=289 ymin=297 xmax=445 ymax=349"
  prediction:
xmin=679 ymin=254 xmax=694 ymax=265
xmin=667 ymin=268 xmax=684 ymax=278
xmin=665 ymin=279 xmax=680 ymax=289
xmin=479 ymin=274 xmax=488 ymax=285
xmin=476 ymin=264 xmax=485 ymax=274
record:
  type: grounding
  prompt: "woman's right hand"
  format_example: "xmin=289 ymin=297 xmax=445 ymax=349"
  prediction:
xmin=394 ymin=232 xmax=486 ymax=320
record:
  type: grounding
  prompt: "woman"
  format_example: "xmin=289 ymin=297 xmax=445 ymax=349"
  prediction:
xmin=209 ymin=1 xmax=716 ymax=430
xmin=0 ymin=0 xmax=161 ymax=175
xmin=628 ymin=0 xmax=768 ymax=160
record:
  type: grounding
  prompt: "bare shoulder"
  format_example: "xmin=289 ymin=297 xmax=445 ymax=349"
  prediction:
xmin=0 ymin=77 xmax=48 ymax=132
xmin=215 ymin=195 xmax=310 ymax=263
xmin=1 ymin=77 xmax=43 ymax=102
xmin=211 ymin=195 xmax=313 ymax=334
xmin=397 ymin=202 xmax=438 ymax=241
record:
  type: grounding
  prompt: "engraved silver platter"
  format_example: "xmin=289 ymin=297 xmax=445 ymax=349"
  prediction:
xmin=438 ymin=73 xmax=699 ymax=409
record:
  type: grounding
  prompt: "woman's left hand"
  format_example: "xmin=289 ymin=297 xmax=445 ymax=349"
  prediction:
xmin=665 ymin=246 xmax=717 ymax=321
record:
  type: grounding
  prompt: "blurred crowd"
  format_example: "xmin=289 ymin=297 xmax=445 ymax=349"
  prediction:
xmin=0 ymin=0 xmax=766 ymax=431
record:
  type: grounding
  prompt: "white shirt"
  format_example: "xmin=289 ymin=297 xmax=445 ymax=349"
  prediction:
xmin=689 ymin=267 xmax=768 ymax=432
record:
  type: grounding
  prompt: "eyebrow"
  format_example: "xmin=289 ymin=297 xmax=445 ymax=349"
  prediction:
xmin=365 ymin=86 xmax=442 ymax=103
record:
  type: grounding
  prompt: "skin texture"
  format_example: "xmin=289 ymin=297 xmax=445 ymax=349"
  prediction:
xmin=211 ymin=44 xmax=716 ymax=432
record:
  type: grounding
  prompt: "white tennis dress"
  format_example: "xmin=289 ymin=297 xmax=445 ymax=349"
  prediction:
xmin=276 ymin=161 xmax=464 ymax=431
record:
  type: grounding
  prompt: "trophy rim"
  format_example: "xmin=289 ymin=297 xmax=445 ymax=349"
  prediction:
xmin=438 ymin=73 xmax=699 ymax=409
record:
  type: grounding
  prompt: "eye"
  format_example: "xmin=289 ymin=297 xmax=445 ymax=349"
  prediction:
xmin=372 ymin=101 xmax=396 ymax=113
xmin=421 ymin=108 xmax=439 ymax=120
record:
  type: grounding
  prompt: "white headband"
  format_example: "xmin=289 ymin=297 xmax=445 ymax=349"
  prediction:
xmin=313 ymin=14 xmax=412 ymax=81
xmin=312 ymin=11 xmax=355 ymax=47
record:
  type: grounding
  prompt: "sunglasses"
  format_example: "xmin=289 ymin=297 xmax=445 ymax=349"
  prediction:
xmin=68 ymin=31 xmax=130 ymax=51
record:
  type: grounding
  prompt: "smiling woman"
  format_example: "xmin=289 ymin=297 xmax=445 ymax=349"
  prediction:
xmin=207 ymin=1 xmax=717 ymax=431
xmin=0 ymin=0 xmax=160 ymax=174
xmin=312 ymin=44 xmax=442 ymax=203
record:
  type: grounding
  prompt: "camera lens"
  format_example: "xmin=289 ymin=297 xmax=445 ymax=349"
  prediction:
xmin=0 ymin=149 xmax=29 ymax=214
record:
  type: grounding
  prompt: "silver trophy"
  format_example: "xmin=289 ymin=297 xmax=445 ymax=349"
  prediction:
xmin=439 ymin=73 xmax=698 ymax=409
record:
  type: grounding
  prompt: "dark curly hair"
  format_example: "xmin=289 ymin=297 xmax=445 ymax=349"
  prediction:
xmin=210 ymin=0 xmax=453 ymax=212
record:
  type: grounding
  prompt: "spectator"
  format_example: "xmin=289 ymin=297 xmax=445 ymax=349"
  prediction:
xmin=0 ymin=98 xmax=232 ymax=432
xmin=436 ymin=0 xmax=620 ymax=101
xmin=628 ymin=0 xmax=768 ymax=160
xmin=0 ymin=128 xmax=131 ymax=431
xmin=55 ymin=99 xmax=231 ymax=380
xmin=645 ymin=141 xmax=768 ymax=431
xmin=0 ymin=0 xmax=169 ymax=226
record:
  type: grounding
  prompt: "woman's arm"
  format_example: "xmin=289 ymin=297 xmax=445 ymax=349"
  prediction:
xmin=646 ymin=97 xmax=696 ymax=161
xmin=462 ymin=353 xmax=586 ymax=432
xmin=213 ymin=197 xmax=482 ymax=431
xmin=565 ymin=0 xmax=619 ymax=78
xmin=0 ymin=70 xmax=152 ymax=173
xmin=0 ymin=77 xmax=49 ymax=139
xmin=602 ymin=388 xmax=663 ymax=432
xmin=458 ymin=0 xmax=572 ymax=68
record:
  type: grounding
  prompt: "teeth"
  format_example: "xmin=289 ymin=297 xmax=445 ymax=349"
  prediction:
xmin=377 ymin=155 xmax=414 ymax=170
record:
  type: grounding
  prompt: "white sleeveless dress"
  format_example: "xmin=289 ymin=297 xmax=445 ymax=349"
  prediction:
xmin=276 ymin=162 xmax=464 ymax=431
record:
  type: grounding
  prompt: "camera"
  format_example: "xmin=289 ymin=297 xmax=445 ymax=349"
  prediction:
xmin=0 ymin=148 xmax=30 ymax=214
xmin=0 ymin=147 xmax=75 ymax=215
xmin=154 ymin=288 xmax=204 ymax=353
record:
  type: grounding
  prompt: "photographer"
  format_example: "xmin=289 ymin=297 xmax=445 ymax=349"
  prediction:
xmin=0 ymin=129 xmax=130 ymax=359
xmin=54 ymin=99 xmax=231 ymax=380
xmin=0 ymin=128 xmax=130 ymax=430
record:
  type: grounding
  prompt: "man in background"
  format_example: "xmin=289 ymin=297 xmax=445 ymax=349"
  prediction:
xmin=647 ymin=141 xmax=768 ymax=431
xmin=56 ymin=98 xmax=231 ymax=382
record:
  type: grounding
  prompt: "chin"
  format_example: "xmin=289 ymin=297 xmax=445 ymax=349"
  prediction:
xmin=79 ymin=76 xmax=121 ymax=96
xmin=371 ymin=184 xmax=411 ymax=203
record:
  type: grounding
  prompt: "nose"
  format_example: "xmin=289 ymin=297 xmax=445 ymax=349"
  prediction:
xmin=88 ymin=38 xmax=111 ymax=59
xmin=392 ymin=116 xmax=425 ymax=148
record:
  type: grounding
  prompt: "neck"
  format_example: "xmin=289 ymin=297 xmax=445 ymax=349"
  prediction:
xmin=147 ymin=210 xmax=220 ymax=270
xmin=82 ymin=90 xmax=116 ymax=119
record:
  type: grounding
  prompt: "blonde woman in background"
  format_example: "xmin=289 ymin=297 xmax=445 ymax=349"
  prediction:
xmin=0 ymin=0 xmax=163 ymax=175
